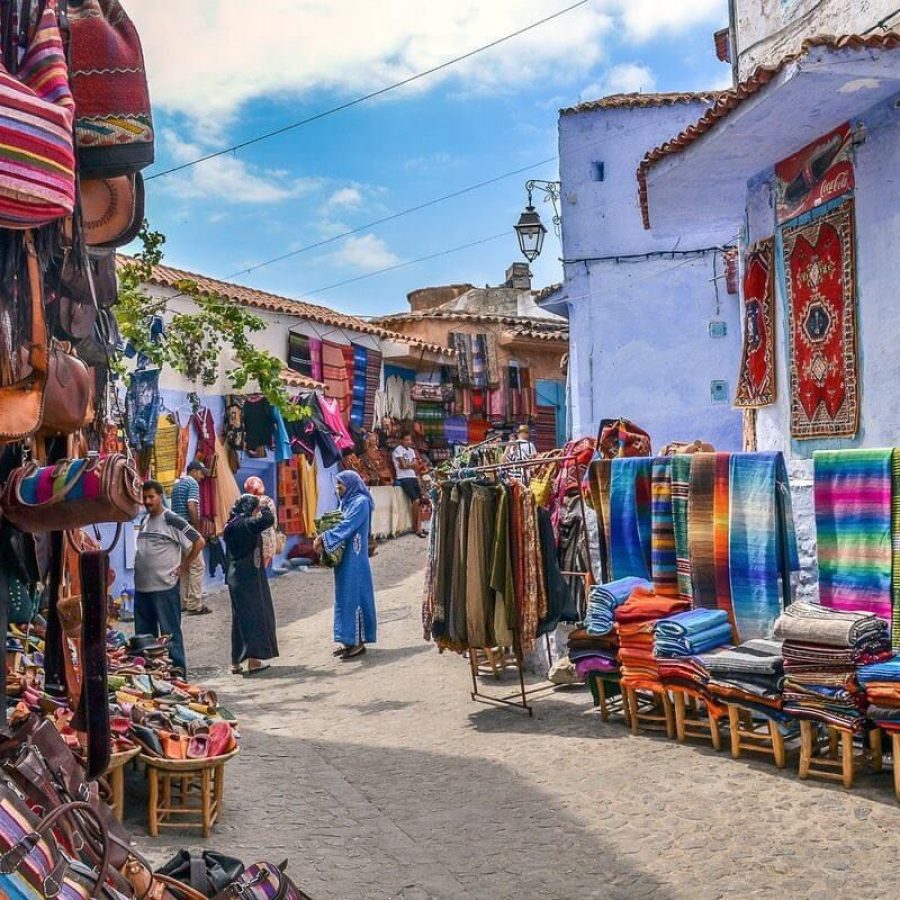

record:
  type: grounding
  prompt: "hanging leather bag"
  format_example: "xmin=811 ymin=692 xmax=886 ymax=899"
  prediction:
xmin=0 ymin=234 xmax=49 ymax=442
xmin=67 ymin=0 xmax=154 ymax=177
xmin=42 ymin=341 xmax=96 ymax=435
xmin=1 ymin=452 xmax=142 ymax=533
xmin=0 ymin=0 xmax=77 ymax=227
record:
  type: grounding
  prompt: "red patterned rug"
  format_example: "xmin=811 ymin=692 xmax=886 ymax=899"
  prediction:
xmin=735 ymin=239 xmax=776 ymax=408
xmin=783 ymin=198 xmax=860 ymax=439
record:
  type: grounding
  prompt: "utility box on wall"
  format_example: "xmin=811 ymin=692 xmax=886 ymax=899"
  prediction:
xmin=710 ymin=380 xmax=729 ymax=404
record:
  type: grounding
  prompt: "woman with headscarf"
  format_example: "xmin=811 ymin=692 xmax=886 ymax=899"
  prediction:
xmin=314 ymin=471 xmax=377 ymax=660
xmin=224 ymin=494 xmax=279 ymax=675
xmin=243 ymin=475 xmax=278 ymax=567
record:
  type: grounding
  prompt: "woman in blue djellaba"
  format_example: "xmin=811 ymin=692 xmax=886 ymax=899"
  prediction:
xmin=314 ymin=471 xmax=377 ymax=660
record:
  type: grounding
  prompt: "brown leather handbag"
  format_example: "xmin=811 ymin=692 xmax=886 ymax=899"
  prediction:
xmin=0 ymin=234 xmax=48 ymax=442
xmin=1 ymin=453 xmax=142 ymax=534
xmin=42 ymin=341 xmax=96 ymax=435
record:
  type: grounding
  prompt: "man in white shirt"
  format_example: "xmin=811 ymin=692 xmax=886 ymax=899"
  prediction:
xmin=393 ymin=432 xmax=426 ymax=538
xmin=504 ymin=424 xmax=538 ymax=481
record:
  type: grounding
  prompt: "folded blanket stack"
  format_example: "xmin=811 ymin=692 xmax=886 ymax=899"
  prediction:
xmin=567 ymin=628 xmax=620 ymax=681
xmin=775 ymin=601 xmax=891 ymax=730
xmin=585 ymin=577 xmax=651 ymax=636
xmin=857 ymin=656 xmax=900 ymax=730
xmin=615 ymin=587 xmax=690 ymax=692
xmin=654 ymin=609 xmax=733 ymax=714
xmin=703 ymin=638 xmax=788 ymax=720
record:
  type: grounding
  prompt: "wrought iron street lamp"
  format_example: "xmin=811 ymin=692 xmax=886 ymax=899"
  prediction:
xmin=514 ymin=179 xmax=560 ymax=262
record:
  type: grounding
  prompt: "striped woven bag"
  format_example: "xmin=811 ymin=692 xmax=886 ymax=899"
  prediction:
xmin=0 ymin=0 xmax=76 ymax=228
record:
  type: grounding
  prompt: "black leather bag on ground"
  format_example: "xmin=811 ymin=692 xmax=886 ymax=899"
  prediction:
xmin=157 ymin=849 xmax=245 ymax=896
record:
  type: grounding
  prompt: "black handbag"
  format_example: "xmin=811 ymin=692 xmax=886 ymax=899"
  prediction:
xmin=157 ymin=849 xmax=246 ymax=896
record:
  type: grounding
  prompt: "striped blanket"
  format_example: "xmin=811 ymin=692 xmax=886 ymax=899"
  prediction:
xmin=588 ymin=458 xmax=613 ymax=582
xmin=893 ymin=450 xmax=900 ymax=649
xmin=650 ymin=457 xmax=677 ymax=596
xmin=688 ymin=453 xmax=718 ymax=609
xmin=815 ymin=449 xmax=893 ymax=625
xmin=671 ymin=454 xmax=694 ymax=603
xmin=609 ymin=458 xmax=652 ymax=580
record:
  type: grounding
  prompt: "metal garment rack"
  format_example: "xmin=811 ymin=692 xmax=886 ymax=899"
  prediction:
xmin=442 ymin=452 xmax=595 ymax=716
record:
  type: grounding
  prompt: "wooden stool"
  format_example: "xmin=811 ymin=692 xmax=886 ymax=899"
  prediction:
xmin=624 ymin=685 xmax=675 ymax=739
xmin=887 ymin=731 xmax=900 ymax=801
xmin=103 ymin=747 xmax=141 ymax=822
xmin=670 ymin=690 xmax=723 ymax=751
xmin=142 ymin=749 xmax=239 ymax=837
xmin=726 ymin=704 xmax=795 ymax=768
xmin=798 ymin=722 xmax=880 ymax=789
xmin=587 ymin=671 xmax=630 ymax=726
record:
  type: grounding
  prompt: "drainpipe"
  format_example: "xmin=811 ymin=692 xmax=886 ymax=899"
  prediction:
xmin=728 ymin=0 xmax=739 ymax=86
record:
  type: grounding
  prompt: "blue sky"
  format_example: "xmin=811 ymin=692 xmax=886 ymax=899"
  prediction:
xmin=128 ymin=1 xmax=730 ymax=317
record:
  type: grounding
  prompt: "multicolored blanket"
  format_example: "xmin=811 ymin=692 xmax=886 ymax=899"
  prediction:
xmin=671 ymin=454 xmax=694 ymax=603
xmin=815 ymin=448 xmax=893 ymax=624
xmin=609 ymin=458 xmax=652 ymax=580
xmin=650 ymin=457 xmax=677 ymax=596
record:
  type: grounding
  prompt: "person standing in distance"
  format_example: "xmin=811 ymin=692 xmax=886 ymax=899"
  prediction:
xmin=170 ymin=460 xmax=213 ymax=615
xmin=134 ymin=480 xmax=206 ymax=678
xmin=503 ymin=424 xmax=538 ymax=482
xmin=393 ymin=431 xmax=426 ymax=537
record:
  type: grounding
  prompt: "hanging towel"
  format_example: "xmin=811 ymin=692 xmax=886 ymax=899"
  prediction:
xmin=609 ymin=457 xmax=652 ymax=580
xmin=650 ymin=457 xmax=677 ymax=596
xmin=728 ymin=451 xmax=799 ymax=641
xmin=815 ymin=448 xmax=893 ymax=625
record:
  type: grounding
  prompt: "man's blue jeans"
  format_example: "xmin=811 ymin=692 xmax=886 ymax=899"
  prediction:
xmin=134 ymin=584 xmax=186 ymax=672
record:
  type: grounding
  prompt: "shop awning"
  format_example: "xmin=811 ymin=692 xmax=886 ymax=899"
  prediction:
xmin=638 ymin=34 xmax=900 ymax=237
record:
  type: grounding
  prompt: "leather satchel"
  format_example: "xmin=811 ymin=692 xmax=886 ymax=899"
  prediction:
xmin=1 ymin=453 xmax=142 ymax=533
xmin=158 ymin=849 xmax=245 ymax=896
xmin=43 ymin=341 xmax=96 ymax=436
xmin=212 ymin=861 xmax=313 ymax=900
xmin=0 ymin=234 xmax=49 ymax=442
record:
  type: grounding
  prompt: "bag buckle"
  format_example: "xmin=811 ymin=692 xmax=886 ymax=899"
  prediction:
xmin=0 ymin=831 xmax=40 ymax=872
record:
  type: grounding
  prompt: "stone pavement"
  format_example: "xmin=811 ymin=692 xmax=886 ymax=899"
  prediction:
xmin=127 ymin=535 xmax=900 ymax=899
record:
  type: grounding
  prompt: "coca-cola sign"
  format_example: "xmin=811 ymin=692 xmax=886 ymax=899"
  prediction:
xmin=775 ymin=123 xmax=855 ymax=224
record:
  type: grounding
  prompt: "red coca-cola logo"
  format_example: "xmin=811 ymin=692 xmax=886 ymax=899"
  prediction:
xmin=818 ymin=168 xmax=852 ymax=200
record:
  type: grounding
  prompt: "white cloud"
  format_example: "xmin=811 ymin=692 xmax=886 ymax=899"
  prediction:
xmin=327 ymin=186 xmax=363 ymax=209
xmin=618 ymin=0 xmax=726 ymax=40
xmin=580 ymin=62 xmax=658 ymax=101
xmin=332 ymin=234 xmax=401 ymax=271
xmin=160 ymin=131 xmax=322 ymax=204
xmin=404 ymin=152 xmax=456 ymax=173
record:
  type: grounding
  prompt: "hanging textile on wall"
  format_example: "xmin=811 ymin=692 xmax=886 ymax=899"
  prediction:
xmin=364 ymin=349 xmax=382 ymax=429
xmin=322 ymin=340 xmax=352 ymax=423
xmin=670 ymin=454 xmax=694 ymax=604
xmin=814 ymin=449 xmax=893 ymax=626
xmin=152 ymin=413 xmax=179 ymax=494
xmin=125 ymin=368 xmax=161 ymax=450
xmin=734 ymin=239 xmax=776 ymax=408
xmin=278 ymin=455 xmax=317 ymax=536
xmin=310 ymin=338 xmax=323 ymax=383
xmin=192 ymin=407 xmax=218 ymax=535
xmin=783 ymin=197 xmax=860 ymax=439
xmin=288 ymin=332 xmax=313 ymax=378
xmin=483 ymin=333 xmax=501 ymax=388
xmin=609 ymin=458 xmax=652 ymax=581
xmin=450 ymin=333 xmax=473 ymax=387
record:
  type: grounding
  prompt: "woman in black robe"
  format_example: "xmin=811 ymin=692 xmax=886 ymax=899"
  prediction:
xmin=224 ymin=494 xmax=279 ymax=676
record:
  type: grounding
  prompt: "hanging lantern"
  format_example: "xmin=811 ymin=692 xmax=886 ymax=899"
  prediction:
xmin=514 ymin=203 xmax=547 ymax=262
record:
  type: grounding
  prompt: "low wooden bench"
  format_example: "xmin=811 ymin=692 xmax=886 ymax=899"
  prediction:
xmin=726 ymin=704 xmax=797 ymax=768
xmin=670 ymin=689 xmax=724 ymax=751
xmin=798 ymin=721 xmax=882 ymax=789
xmin=623 ymin=684 xmax=675 ymax=739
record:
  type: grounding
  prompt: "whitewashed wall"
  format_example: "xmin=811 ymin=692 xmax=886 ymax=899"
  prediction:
xmin=734 ymin=0 xmax=899 ymax=80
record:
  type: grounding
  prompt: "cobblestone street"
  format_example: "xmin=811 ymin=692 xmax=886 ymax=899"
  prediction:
xmin=128 ymin=535 xmax=900 ymax=899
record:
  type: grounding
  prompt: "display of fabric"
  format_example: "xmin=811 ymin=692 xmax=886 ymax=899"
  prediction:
xmin=587 ymin=458 xmax=613 ymax=581
xmin=671 ymin=454 xmax=693 ymax=603
xmin=415 ymin=402 xmax=444 ymax=440
xmin=609 ymin=457 xmax=652 ymax=581
xmin=775 ymin=601 xmax=890 ymax=729
xmin=470 ymin=334 xmax=487 ymax=389
xmin=152 ymin=413 xmax=179 ymax=495
xmin=211 ymin=434 xmax=241 ymax=535
xmin=558 ymin=495 xmax=590 ymax=621
xmin=783 ymin=197 xmax=860 ymax=438
xmin=318 ymin=395 xmax=355 ymax=452
xmin=384 ymin=374 xmax=413 ymax=421
xmin=467 ymin=419 xmax=490 ymax=445
xmin=703 ymin=638 xmax=787 ymax=716
xmin=278 ymin=455 xmax=317 ymax=537
xmin=224 ymin=394 xmax=246 ymax=451
xmin=364 ymin=349 xmax=382 ymax=429
xmin=650 ymin=457 xmax=677 ymax=596
xmin=654 ymin=609 xmax=733 ymax=657
xmin=310 ymin=338 xmax=323 ymax=383
xmin=735 ymin=239 xmax=776 ymax=408
xmin=444 ymin=415 xmax=468 ymax=445
xmin=243 ymin=396 xmax=275 ymax=451
xmin=533 ymin=404 xmax=557 ymax=453
xmin=322 ymin=340 xmax=352 ymax=422
xmin=450 ymin=333 xmax=473 ymax=387
xmin=586 ymin=577 xmax=651 ymax=636
xmin=568 ymin=627 xmax=619 ymax=679
xmin=814 ymin=448 xmax=893 ymax=624
xmin=287 ymin=332 xmax=313 ymax=378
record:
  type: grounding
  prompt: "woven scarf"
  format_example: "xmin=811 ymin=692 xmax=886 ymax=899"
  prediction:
xmin=609 ymin=457 xmax=652 ymax=581
xmin=815 ymin=448 xmax=893 ymax=624
xmin=588 ymin=458 xmax=612 ymax=581
xmin=688 ymin=453 xmax=717 ymax=608
xmin=671 ymin=454 xmax=693 ymax=603
xmin=650 ymin=457 xmax=677 ymax=596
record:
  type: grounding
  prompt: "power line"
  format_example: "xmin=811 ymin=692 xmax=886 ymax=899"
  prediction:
xmin=146 ymin=0 xmax=591 ymax=181
xmin=300 ymin=232 xmax=510 ymax=296
xmin=224 ymin=156 xmax=558 ymax=280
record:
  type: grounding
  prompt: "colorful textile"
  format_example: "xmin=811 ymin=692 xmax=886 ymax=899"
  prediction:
xmin=126 ymin=368 xmax=161 ymax=450
xmin=224 ymin=395 xmax=245 ymax=451
xmin=783 ymin=198 xmax=860 ymax=438
xmin=484 ymin=333 xmax=501 ymax=388
xmin=735 ymin=239 xmax=776 ymax=407
xmin=152 ymin=414 xmax=179 ymax=494
xmin=588 ymin=458 xmax=613 ymax=581
xmin=671 ymin=454 xmax=693 ymax=603
xmin=728 ymin=452 xmax=799 ymax=641
xmin=350 ymin=343 xmax=367 ymax=428
xmin=288 ymin=332 xmax=313 ymax=377
xmin=688 ymin=453 xmax=717 ymax=608
xmin=451 ymin=333 xmax=472 ymax=387
xmin=586 ymin=577 xmax=651 ymax=635
xmin=775 ymin=600 xmax=888 ymax=648
xmin=192 ymin=408 xmax=218 ymax=535
xmin=609 ymin=458 xmax=652 ymax=580
xmin=814 ymin=449 xmax=893 ymax=623
xmin=363 ymin=349 xmax=382 ymax=429
xmin=615 ymin=586 xmax=690 ymax=625
xmin=310 ymin=338 xmax=323 ymax=383
xmin=650 ymin=457 xmax=677 ymax=596
xmin=893 ymin=450 xmax=900 ymax=649
xmin=654 ymin=609 xmax=733 ymax=657
xmin=322 ymin=341 xmax=352 ymax=423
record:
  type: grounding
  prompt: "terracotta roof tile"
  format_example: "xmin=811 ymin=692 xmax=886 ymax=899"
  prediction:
xmin=374 ymin=310 xmax=568 ymax=335
xmin=637 ymin=32 xmax=900 ymax=229
xmin=560 ymin=91 xmax=722 ymax=116
xmin=533 ymin=282 xmax=563 ymax=302
xmin=281 ymin=370 xmax=325 ymax=391
xmin=506 ymin=326 xmax=569 ymax=343
xmin=117 ymin=257 xmax=452 ymax=356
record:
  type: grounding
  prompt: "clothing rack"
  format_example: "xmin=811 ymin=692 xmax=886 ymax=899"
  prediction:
xmin=439 ymin=452 xmax=595 ymax=715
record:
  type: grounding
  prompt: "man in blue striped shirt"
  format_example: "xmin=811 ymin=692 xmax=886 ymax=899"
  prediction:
xmin=171 ymin=460 xmax=212 ymax=615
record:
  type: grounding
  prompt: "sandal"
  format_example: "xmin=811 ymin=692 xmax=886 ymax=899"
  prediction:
xmin=332 ymin=646 xmax=350 ymax=657
xmin=186 ymin=606 xmax=213 ymax=616
xmin=231 ymin=665 xmax=243 ymax=675
xmin=340 ymin=644 xmax=366 ymax=660
xmin=244 ymin=663 xmax=271 ymax=677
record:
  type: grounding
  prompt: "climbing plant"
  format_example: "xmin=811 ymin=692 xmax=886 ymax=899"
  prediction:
xmin=116 ymin=227 xmax=308 ymax=420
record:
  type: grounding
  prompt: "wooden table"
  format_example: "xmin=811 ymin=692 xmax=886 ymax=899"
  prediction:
xmin=141 ymin=749 xmax=240 ymax=837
